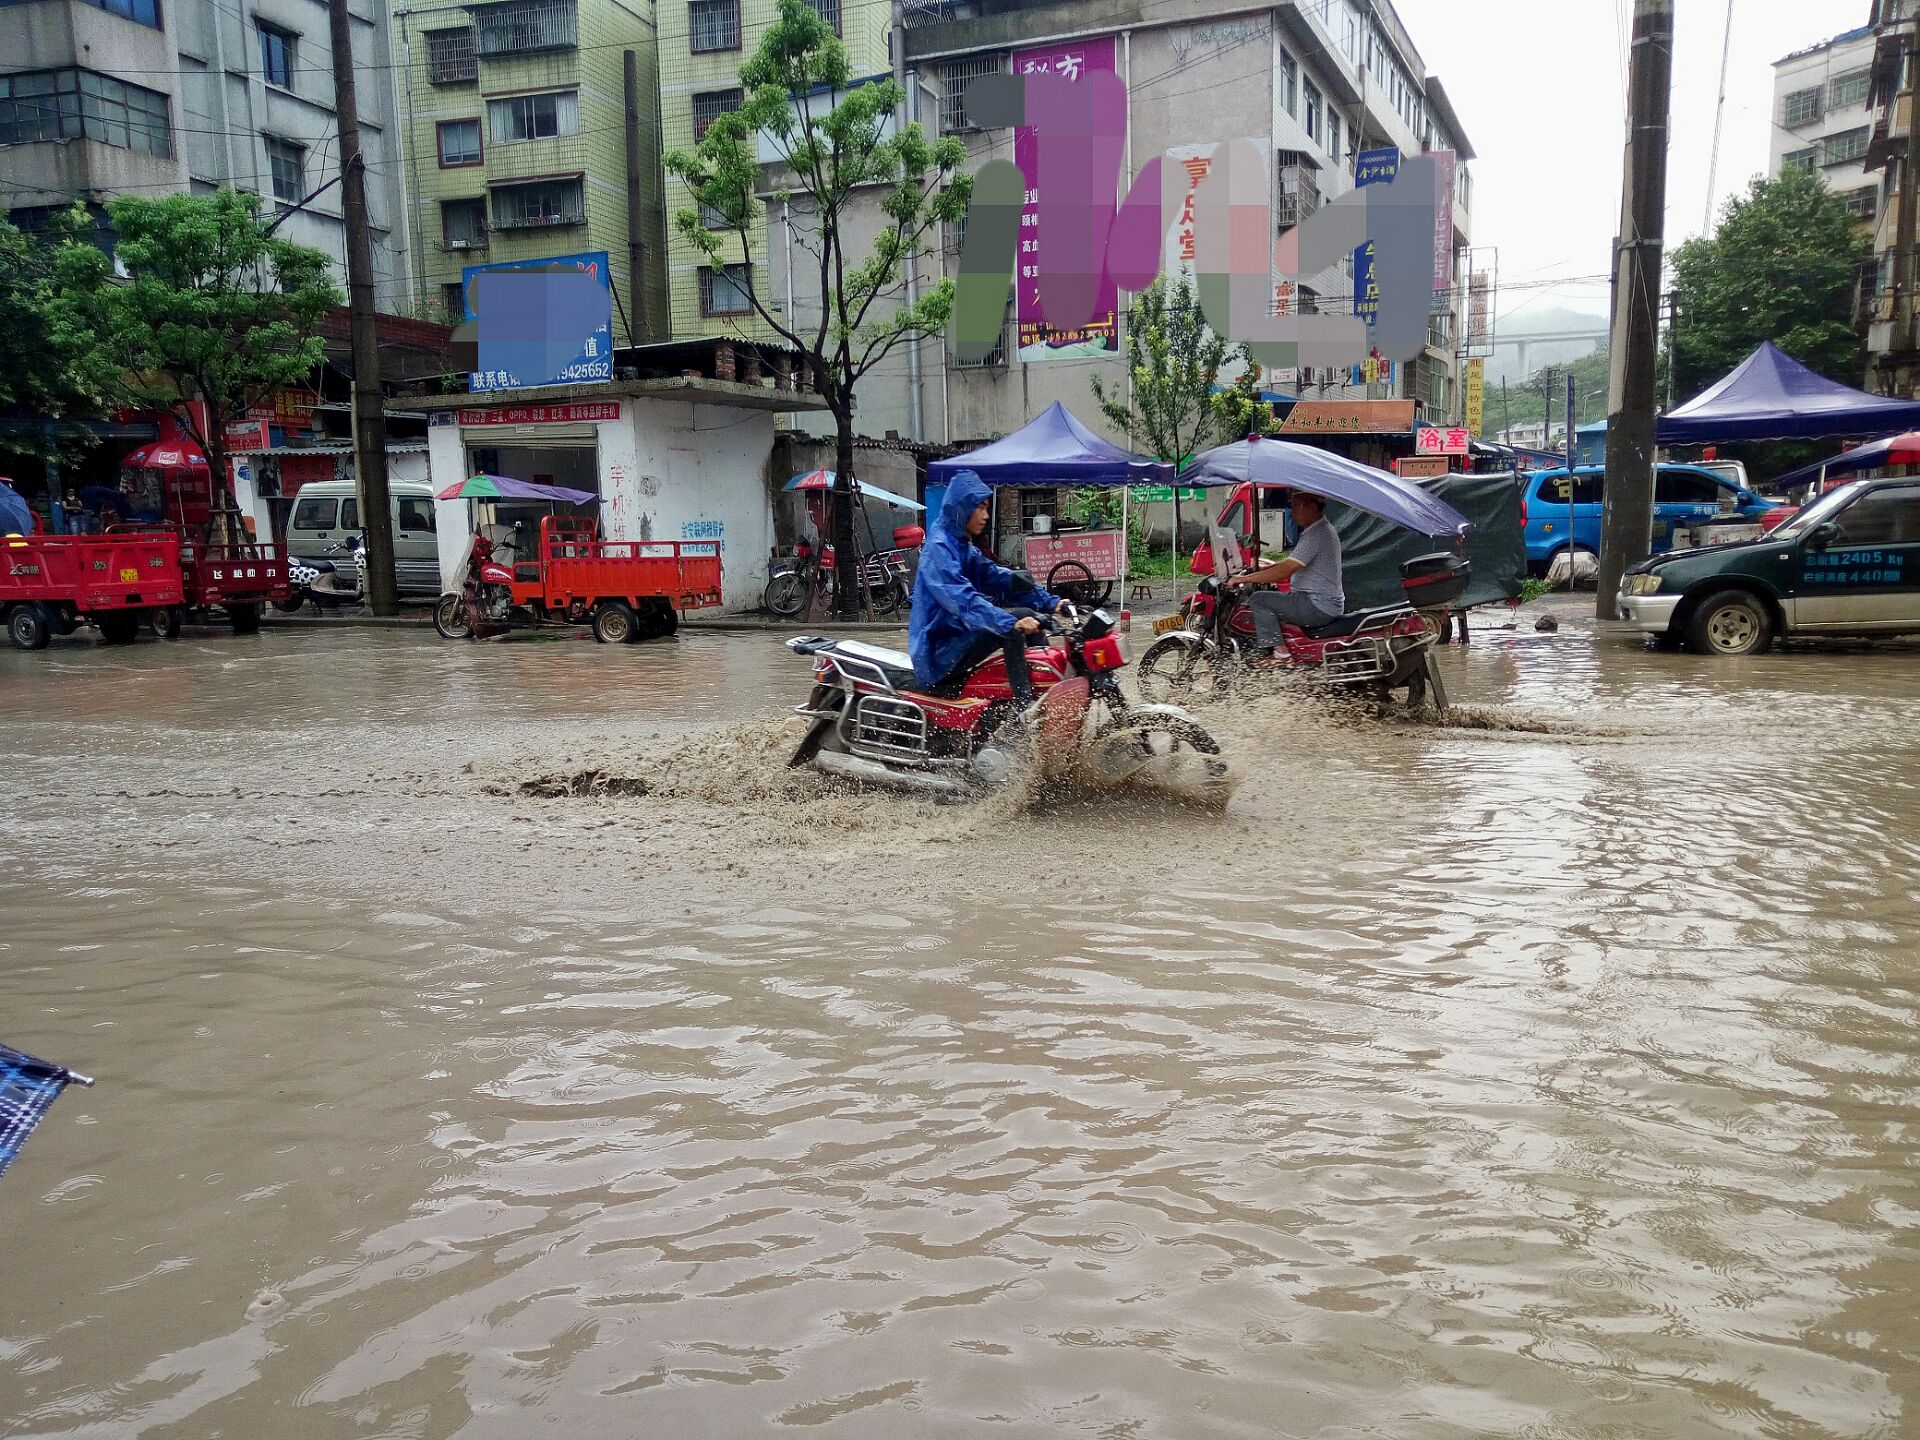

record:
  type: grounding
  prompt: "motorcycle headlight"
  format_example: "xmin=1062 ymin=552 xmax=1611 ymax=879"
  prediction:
xmin=1623 ymin=573 xmax=1665 ymax=596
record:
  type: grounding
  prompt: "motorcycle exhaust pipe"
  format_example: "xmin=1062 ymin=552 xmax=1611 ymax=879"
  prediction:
xmin=810 ymin=750 xmax=973 ymax=798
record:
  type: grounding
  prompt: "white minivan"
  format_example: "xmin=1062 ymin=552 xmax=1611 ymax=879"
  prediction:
xmin=285 ymin=480 xmax=443 ymax=596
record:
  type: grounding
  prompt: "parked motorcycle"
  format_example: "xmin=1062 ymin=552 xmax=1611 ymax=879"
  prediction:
xmin=277 ymin=534 xmax=366 ymax=613
xmin=764 ymin=539 xmax=913 ymax=618
xmin=786 ymin=605 xmax=1228 ymax=802
xmin=433 ymin=532 xmax=519 ymax=640
xmin=1136 ymin=553 xmax=1469 ymax=710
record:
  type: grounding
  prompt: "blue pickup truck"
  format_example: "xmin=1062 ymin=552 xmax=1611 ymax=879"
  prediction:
xmin=1523 ymin=464 xmax=1778 ymax=574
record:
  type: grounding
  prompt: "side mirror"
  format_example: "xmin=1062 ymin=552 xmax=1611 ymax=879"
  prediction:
xmin=1808 ymin=521 xmax=1840 ymax=550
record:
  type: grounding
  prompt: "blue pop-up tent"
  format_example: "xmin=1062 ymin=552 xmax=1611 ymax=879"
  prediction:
xmin=927 ymin=402 xmax=1173 ymax=486
xmin=1658 ymin=341 xmax=1920 ymax=444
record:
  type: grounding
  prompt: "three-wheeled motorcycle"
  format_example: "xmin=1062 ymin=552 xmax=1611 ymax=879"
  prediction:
xmin=1136 ymin=436 xmax=1472 ymax=709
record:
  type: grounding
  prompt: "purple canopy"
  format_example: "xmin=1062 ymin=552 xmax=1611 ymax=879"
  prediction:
xmin=927 ymin=402 xmax=1173 ymax=487
xmin=437 ymin=474 xmax=598 ymax=504
xmin=1658 ymin=342 xmax=1920 ymax=444
xmin=1183 ymin=436 xmax=1470 ymax=539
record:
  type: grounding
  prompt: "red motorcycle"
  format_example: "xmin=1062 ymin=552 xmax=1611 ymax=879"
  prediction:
xmin=1136 ymin=553 xmax=1469 ymax=709
xmin=786 ymin=606 xmax=1228 ymax=801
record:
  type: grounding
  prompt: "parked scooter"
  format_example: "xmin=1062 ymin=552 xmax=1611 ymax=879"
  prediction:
xmin=1136 ymin=553 xmax=1468 ymax=709
xmin=278 ymin=535 xmax=366 ymax=613
xmin=786 ymin=605 xmax=1228 ymax=802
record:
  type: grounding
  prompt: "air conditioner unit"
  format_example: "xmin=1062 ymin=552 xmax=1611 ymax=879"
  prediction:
xmin=446 ymin=239 xmax=477 ymax=250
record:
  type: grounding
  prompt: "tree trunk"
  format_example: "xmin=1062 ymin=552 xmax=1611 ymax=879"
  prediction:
xmin=831 ymin=406 xmax=860 ymax=618
xmin=200 ymin=405 xmax=243 ymax=550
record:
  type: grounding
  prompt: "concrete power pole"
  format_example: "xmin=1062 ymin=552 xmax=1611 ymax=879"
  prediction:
xmin=1596 ymin=0 xmax=1673 ymax=617
xmin=328 ymin=0 xmax=398 ymax=616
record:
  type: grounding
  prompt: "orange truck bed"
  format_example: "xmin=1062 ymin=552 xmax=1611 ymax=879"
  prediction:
xmin=0 ymin=530 xmax=184 ymax=612
xmin=540 ymin=533 xmax=723 ymax=612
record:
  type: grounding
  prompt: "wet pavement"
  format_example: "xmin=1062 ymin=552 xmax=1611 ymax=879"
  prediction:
xmin=3 ymin=609 xmax=1919 ymax=1438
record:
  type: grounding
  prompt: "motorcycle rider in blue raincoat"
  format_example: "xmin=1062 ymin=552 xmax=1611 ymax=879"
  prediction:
xmin=909 ymin=471 xmax=1068 ymax=710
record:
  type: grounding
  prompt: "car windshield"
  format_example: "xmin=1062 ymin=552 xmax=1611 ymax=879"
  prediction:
xmin=1769 ymin=483 xmax=1870 ymax=541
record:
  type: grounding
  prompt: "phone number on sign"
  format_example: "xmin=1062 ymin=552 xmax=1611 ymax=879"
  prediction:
xmin=555 ymin=359 xmax=613 ymax=383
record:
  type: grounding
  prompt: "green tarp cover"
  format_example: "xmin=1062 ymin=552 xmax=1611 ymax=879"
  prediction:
xmin=1332 ymin=471 xmax=1526 ymax=611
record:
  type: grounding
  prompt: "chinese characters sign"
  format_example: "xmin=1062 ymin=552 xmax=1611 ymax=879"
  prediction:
xmin=1353 ymin=148 xmax=1400 ymax=328
xmin=1279 ymin=399 xmax=1415 ymax=435
xmin=1013 ymin=35 xmax=1120 ymax=362
xmin=456 ymin=402 xmax=622 ymax=426
xmin=1415 ymin=425 xmax=1470 ymax=456
xmin=1464 ymin=358 xmax=1485 ymax=435
xmin=464 ymin=251 xmax=614 ymax=393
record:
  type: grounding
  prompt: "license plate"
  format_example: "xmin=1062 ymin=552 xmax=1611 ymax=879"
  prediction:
xmin=1152 ymin=615 xmax=1185 ymax=635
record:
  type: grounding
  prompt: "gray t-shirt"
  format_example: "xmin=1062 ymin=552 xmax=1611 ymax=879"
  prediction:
xmin=1287 ymin=517 xmax=1345 ymax=614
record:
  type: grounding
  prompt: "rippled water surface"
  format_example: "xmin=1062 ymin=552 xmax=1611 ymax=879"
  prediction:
xmin=3 ymin=614 xmax=1918 ymax=1438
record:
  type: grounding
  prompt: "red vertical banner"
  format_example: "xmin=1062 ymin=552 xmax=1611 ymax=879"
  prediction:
xmin=1013 ymin=35 xmax=1119 ymax=362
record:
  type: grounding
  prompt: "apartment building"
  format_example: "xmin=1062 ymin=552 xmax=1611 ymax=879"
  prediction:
xmin=895 ymin=0 xmax=1475 ymax=447
xmin=390 ymin=0 xmax=669 ymax=339
xmin=0 ymin=0 xmax=412 ymax=306
xmin=655 ymin=0 xmax=892 ymax=342
xmin=1860 ymin=0 xmax=1919 ymax=395
xmin=1771 ymin=24 xmax=1877 ymax=224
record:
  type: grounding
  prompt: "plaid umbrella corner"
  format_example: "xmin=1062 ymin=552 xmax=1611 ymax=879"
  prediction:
xmin=0 ymin=1043 xmax=93 ymax=1182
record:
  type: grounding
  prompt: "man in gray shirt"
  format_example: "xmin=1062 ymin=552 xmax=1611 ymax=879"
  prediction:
xmin=1228 ymin=491 xmax=1345 ymax=648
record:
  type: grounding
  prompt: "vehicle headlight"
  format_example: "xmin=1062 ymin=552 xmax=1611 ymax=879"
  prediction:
xmin=1623 ymin=573 xmax=1665 ymax=596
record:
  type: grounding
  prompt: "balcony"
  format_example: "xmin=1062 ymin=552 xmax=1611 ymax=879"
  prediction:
xmin=1276 ymin=158 xmax=1320 ymax=232
xmin=473 ymin=0 xmax=577 ymax=58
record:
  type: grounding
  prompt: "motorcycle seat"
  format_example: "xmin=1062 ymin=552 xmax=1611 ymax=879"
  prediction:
xmin=1301 ymin=604 xmax=1416 ymax=640
xmin=831 ymin=639 xmax=919 ymax=689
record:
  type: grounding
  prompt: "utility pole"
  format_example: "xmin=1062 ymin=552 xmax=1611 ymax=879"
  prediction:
xmin=1597 ymin=0 xmax=1673 ymax=617
xmin=328 ymin=0 xmax=397 ymax=616
xmin=1894 ymin=9 xmax=1920 ymax=376
xmin=1542 ymin=367 xmax=1555 ymax=455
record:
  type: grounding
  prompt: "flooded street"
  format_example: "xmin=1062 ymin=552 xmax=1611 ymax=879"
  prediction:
xmin=3 ymin=613 xmax=1919 ymax=1438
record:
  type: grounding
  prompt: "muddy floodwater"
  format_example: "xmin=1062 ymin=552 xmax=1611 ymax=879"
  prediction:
xmin=3 ymin=612 xmax=1919 ymax=1438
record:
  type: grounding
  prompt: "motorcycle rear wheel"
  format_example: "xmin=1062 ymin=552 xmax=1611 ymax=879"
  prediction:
xmin=764 ymin=569 xmax=811 ymax=618
xmin=433 ymin=593 xmax=474 ymax=640
xmin=1136 ymin=633 xmax=1229 ymax=704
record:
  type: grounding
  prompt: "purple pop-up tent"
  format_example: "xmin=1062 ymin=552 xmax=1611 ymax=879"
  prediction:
xmin=1658 ymin=342 xmax=1920 ymax=444
xmin=927 ymin=402 xmax=1173 ymax=486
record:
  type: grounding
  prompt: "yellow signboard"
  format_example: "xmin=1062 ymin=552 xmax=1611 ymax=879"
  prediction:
xmin=1464 ymin=358 xmax=1486 ymax=436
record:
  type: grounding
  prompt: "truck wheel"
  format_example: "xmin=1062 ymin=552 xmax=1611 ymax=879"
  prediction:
xmin=97 ymin=612 xmax=141 ymax=645
xmin=1685 ymin=590 xmax=1772 ymax=657
xmin=150 ymin=605 xmax=184 ymax=640
xmin=633 ymin=601 xmax=677 ymax=640
xmin=591 ymin=600 xmax=637 ymax=644
xmin=229 ymin=602 xmax=261 ymax=636
xmin=7 ymin=604 xmax=51 ymax=652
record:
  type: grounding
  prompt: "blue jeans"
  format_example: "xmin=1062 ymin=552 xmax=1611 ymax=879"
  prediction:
xmin=1248 ymin=590 xmax=1341 ymax=646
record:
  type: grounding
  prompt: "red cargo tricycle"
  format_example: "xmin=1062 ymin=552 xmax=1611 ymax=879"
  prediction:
xmin=434 ymin=513 xmax=723 ymax=643
xmin=3 ymin=529 xmax=185 ymax=650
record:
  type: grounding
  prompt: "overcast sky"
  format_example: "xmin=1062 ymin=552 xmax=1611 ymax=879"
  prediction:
xmin=1397 ymin=0 xmax=1868 ymax=327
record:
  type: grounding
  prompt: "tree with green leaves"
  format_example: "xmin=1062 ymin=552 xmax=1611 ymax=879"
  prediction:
xmin=67 ymin=190 xmax=340 ymax=539
xmin=664 ymin=0 xmax=969 ymax=612
xmin=1669 ymin=168 xmax=1868 ymax=403
xmin=0 ymin=210 xmax=119 ymax=461
xmin=1088 ymin=272 xmax=1273 ymax=565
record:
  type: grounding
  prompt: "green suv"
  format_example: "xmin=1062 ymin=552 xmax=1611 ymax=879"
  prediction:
xmin=1617 ymin=478 xmax=1920 ymax=655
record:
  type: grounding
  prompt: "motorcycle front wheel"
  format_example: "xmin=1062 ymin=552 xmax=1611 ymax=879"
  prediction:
xmin=764 ymin=569 xmax=812 ymax=618
xmin=433 ymin=593 xmax=474 ymax=640
xmin=1085 ymin=713 xmax=1231 ymax=808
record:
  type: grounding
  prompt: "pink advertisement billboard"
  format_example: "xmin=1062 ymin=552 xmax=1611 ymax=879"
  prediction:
xmin=1013 ymin=35 xmax=1120 ymax=362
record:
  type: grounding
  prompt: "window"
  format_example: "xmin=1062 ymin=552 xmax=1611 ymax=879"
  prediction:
xmin=1328 ymin=110 xmax=1342 ymax=167
xmin=1781 ymin=87 xmax=1822 ymax=128
xmin=397 ymin=497 xmax=436 ymax=532
xmin=69 ymin=0 xmax=161 ymax=27
xmin=1280 ymin=47 xmax=1297 ymax=117
xmin=692 ymin=87 xmax=741 ymax=142
xmin=291 ymin=497 xmax=336 ymax=530
xmin=0 ymin=69 xmax=172 ymax=157
xmin=1832 ymin=485 xmax=1920 ymax=545
xmin=802 ymin=0 xmax=840 ymax=34
xmin=1830 ymin=69 xmax=1870 ymax=110
xmin=940 ymin=53 xmax=1004 ymax=132
xmin=954 ymin=298 xmax=1009 ymax=367
xmin=1845 ymin=186 xmax=1878 ymax=219
xmin=1304 ymin=78 xmax=1322 ymax=143
xmin=264 ymin=136 xmax=304 ymax=202
xmin=442 ymin=196 xmax=487 ymax=245
xmin=425 ymin=28 xmax=477 ymax=84
xmin=490 ymin=177 xmax=584 ymax=228
xmin=1654 ymin=469 xmax=1721 ymax=505
xmin=689 ymin=0 xmax=741 ymax=53
xmin=474 ymin=0 xmax=576 ymax=56
xmin=700 ymin=262 xmax=752 ymax=316
xmin=442 ymin=280 xmax=467 ymax=318
xmin=1782 ymin=147 xmax=1817 ymax=173
xmin=437 ymin=118 xmax=481 ymax=166
xmin=341 ymin=499 xmax=360 ymax=530
xmin=1543 ymin=473 xmax=1603 ymax=506
xmin=699 ymin=196 xmax=733 ymax=229
xmin=488 ymin=90 xmax=577 ymax=144
xmin=1824 ymin=128 xmax=1869 ymax=166
xmin=257 ymin=22 xmax=296 ymax=89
